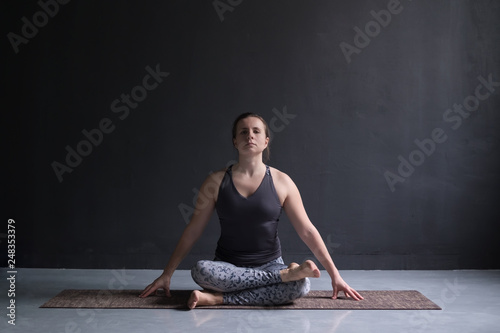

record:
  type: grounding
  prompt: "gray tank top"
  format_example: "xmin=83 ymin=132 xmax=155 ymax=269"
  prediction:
xmin=215 ymin=165 xmax=282 ymax=266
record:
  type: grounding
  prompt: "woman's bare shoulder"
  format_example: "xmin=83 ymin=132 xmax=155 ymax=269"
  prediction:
xmin=198 ymin=168 xmax=227 ymax=203
xmin=269 ymin=166 xmax=295 ymax=188
xmin=206 ymin=168 xmax=227 ymax=183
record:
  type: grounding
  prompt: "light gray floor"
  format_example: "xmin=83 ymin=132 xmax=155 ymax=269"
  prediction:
xmin=1 ymin=268 xmax=499 ymax=333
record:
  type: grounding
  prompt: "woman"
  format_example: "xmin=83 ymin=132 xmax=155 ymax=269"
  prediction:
xmin=140 ymin=113 xmax=363 ymax=308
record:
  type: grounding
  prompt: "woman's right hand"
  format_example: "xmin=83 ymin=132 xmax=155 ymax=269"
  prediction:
xmin=139 ymin=273 xmax=171 ymax=298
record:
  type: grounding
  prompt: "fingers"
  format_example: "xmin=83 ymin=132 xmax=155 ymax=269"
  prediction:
xmin=139 ymin=284 xmax=157 ymax=298
xmin=345 ymin=287 xmax=364 ymax=301
xmin=139 ymin=278 xmax=172 ymax=299
xmin=140 ymin=282 xmax=163 ymax=298
xmin=349 ymin=288 xmax=364 ymax=301
xmin=331 ymin=284 xmax=364 ymax=301
xmin=139 ymin=287 xmax=149 ymax=298
xmin=332 ymin=286 xmax=339 ymax=299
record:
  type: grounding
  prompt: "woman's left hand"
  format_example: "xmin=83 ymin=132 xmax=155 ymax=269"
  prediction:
xmin=331 ymin=276 xmax=364 ymax=300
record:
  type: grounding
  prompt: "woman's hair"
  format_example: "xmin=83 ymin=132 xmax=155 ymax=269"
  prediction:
xmin=232 ymin=112 xmax=271 ymax=162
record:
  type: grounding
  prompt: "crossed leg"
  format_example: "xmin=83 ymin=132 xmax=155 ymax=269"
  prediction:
xmin=188 ymin=260 xmax=320 ymax=309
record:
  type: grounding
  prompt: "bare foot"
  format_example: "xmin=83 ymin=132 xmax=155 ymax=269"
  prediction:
xmin=187 ymin=290 xmax=223 ymax=309
xmin=281 ymin=260 xmax=321 ymax=282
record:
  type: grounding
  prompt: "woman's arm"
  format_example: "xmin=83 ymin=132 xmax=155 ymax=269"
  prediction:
xmin=139 ymin=171 xmax=223 ymax=298
xmin=280 ymin=173 xmax=363 ymax=300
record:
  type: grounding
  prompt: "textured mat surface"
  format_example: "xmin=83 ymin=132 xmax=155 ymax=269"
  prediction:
xmin=40 ymin=289 xmax=441 ymax=310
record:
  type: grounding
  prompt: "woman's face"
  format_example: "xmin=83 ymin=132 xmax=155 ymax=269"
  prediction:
xmin=233 ymin=117 xmax=269 ymax=157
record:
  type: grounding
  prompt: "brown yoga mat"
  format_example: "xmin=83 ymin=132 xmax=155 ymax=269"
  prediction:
xmin=40 ymin=289 xmax=441 ymax=310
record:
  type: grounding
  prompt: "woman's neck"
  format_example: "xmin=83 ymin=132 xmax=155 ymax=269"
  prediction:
xmin=234 ymin=155 xmax=265 ymax=176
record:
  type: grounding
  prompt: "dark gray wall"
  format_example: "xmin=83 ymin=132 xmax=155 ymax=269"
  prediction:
xmin=3 ymin=0 xmax=499 ymax=270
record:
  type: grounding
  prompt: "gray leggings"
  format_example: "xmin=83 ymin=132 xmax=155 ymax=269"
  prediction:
xmin=191 ymin=257 xmax=310 ymax=305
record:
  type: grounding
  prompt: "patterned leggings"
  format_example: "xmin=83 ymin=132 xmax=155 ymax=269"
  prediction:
xmin=191 ymin=257 xmax=310 ymax=305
